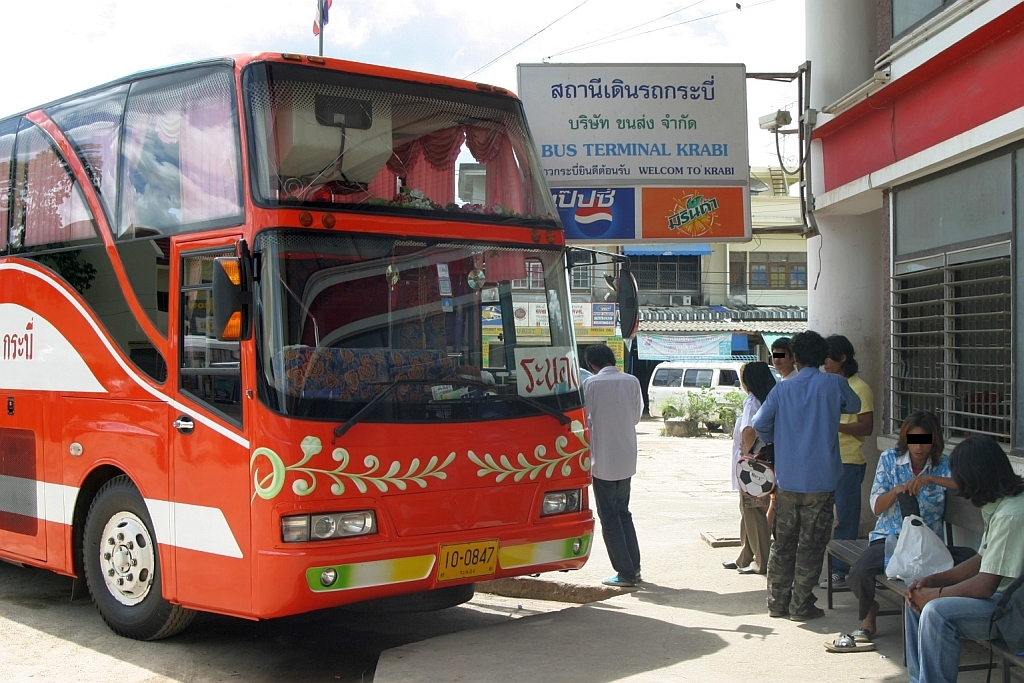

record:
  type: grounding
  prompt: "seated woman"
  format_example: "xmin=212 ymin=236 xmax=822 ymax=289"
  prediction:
xmin=905 ymin=435 xmax=1024 ymax=683
xmin=845 ymin=411 xmax=960 ymax=642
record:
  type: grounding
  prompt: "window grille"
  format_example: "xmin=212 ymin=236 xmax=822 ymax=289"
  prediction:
xmin=630 ymin=256 xmax=699 ymax=291
xmin=891 ymin=249 xmax=1012 ymax=444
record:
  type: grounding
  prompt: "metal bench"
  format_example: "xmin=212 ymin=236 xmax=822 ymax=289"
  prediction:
xmin=825 ymin=492 xmax=988 ymax=667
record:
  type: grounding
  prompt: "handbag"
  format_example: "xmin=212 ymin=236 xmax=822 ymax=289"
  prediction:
xmin=884 ymin=515 xmax=954 ymax=582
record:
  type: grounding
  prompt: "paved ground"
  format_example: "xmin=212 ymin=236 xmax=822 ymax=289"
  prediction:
xmin=376 ymin=418 xmax=994 ymax=683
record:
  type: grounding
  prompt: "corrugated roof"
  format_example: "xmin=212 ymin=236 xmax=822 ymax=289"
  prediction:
xmin=639 ymin=320 xmax=808 ymax=333
xmin=639 ymin=305 xmax=807 ymax=321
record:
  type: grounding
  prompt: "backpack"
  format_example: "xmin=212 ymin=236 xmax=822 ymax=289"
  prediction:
xmin=990 ymin=572 xmax=1024 ymax=652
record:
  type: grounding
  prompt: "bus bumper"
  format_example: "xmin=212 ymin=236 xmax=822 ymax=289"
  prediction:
xmin=254 ymin=515 xmax=594 ymax=618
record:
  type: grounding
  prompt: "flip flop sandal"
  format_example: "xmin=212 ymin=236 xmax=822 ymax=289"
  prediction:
xmin=824 ymin=634 xmax=877 ymax=653
xmin=850 ymin=629 xmax=874 ymax=643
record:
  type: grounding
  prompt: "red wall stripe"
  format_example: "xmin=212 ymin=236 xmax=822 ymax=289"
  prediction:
xmin=817 ymin=5 xmax=1024 ymax=192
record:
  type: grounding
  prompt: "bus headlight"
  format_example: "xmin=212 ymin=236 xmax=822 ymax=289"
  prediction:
xmin=541 ymin=490 xmax=582 ymax=517
xmin=281 ymin=511 xmax=377 ymax=542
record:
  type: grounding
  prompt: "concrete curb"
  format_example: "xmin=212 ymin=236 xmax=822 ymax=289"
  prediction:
xmin=476 ymin=576 xmax=629 ymax=604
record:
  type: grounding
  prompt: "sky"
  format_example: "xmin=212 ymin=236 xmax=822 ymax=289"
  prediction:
xmin=0 ymin=0 xmax=805 ymax=167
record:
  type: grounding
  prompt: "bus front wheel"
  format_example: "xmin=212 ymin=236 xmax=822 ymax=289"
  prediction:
xmin=83 ymin=475 xmax=196 ymax=640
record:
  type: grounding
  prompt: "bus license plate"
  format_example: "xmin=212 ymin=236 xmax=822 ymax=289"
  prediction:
xmin=437 ymin=540 xmax=499 ymax=582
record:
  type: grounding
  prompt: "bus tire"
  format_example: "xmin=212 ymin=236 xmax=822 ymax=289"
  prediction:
xmin=83 ymin=475 xmax=196 ymax=640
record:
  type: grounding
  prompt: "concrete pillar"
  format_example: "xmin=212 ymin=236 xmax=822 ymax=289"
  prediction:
xmin=703 ymin=246 xmax=728 ymax=306
xmin=808 ymin=208 xmax=885 ymax=534
xmin=806 ymin=0 xmax=878 ymax=111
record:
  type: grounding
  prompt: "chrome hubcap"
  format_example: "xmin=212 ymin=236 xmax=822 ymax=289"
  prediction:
xmin=99 ymin=512 xmax=155 ymax=606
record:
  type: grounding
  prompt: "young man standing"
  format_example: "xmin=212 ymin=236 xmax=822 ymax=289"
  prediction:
xmin=753 ymin=331 xmax=861 ymax=619
xmin=771 ymin=337 xmax=797 ymax=380
xmin=583 ymin=344 xmax=644 ymax=588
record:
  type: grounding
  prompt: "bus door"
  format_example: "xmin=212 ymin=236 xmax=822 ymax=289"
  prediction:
xmin=0 ymin=393 xmax=46 ymax=561
xmin=169 ymin=243 xmax=250 ymax=614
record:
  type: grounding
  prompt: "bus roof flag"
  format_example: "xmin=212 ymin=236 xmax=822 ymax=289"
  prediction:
xmin=312 ymin=0 xmax=332 ymax=36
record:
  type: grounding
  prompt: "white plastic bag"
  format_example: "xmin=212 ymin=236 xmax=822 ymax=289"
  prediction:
xmin=885 ymin=514 xmax=954 ymax=582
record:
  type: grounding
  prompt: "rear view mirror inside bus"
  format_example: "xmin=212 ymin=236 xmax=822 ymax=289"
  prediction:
xmin=213 ymin=257 xmax=252 ymax=341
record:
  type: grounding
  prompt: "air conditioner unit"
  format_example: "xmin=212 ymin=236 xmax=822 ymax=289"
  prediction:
xmin=672 ymin=295 xmax=692 ymax=306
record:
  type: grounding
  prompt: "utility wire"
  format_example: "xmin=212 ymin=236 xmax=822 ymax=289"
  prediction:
xmin=463 ymin=0 xmax=594 ymax=79
xmin=548 ymin=0 xmax=779 ymax=59
xmin=543 ymin=0 xmax=708 ymax=61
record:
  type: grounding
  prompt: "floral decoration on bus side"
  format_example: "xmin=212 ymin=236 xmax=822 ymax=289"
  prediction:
xmin=250 ymin=436 xmax=456 ymax=501
xmin=468 ymin=419 xmax=591 ymax=483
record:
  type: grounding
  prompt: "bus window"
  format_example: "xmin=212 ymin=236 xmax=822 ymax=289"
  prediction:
xmin=180 ymin=250 xmax=242 ymax=424
xmin=0 ymin=119 xmax=14 ymax=254
xmin=242 ymin=62 xmax=557 ymax=226
xmin=10 ymin=121 xmax=102 ymax=254
xmin=118 ymin=67 xmax=243 ymax=239
xmin=47 ymin=85 xmax=129 ymax=226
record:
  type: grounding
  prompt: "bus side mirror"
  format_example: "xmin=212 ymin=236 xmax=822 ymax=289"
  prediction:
xmin=618 ymin=267 xmax=639 ymax=340
xmin=212 ymin=257 xmax=252 ymax=341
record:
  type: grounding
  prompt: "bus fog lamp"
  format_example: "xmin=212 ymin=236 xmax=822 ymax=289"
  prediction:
xmin=572 ymin=538 xmax=583 ymax=554
xmin=320 ymin=568 xmax=338 ymax=587
xmin=281 ymin=516 xmax=310 ymax=543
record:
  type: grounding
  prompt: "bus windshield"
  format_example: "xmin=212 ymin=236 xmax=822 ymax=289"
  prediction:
xmin=255 ymin=230 xmax=582 ymax=422
xmin=243 ymin=63 xmax=558 ymax=225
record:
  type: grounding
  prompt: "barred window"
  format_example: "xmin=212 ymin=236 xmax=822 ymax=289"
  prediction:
xmin=630 ymin=256 xmax=699 ymax=291
xmin=891 ymin=245 xmax=1011 ymax=444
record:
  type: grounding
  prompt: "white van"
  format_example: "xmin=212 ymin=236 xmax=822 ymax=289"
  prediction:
xmin=647 ymin=361 xmax=744 ymax=419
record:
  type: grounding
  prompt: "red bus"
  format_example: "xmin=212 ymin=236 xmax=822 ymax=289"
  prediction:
xmin=0 ymin=53 xmax=638 ymax=639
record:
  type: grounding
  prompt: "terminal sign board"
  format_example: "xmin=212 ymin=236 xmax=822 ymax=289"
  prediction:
xmin=518 ymin=63 xmax=751 ymax=243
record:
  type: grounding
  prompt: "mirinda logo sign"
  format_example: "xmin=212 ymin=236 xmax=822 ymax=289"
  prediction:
xmin=641 ymin=187 xmax=746 ymax=240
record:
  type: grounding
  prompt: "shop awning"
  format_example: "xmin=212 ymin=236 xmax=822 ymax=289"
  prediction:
xmin=624 ymin=244 xmax=713 ymax=257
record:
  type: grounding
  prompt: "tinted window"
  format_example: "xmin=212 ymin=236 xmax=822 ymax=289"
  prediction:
xmin=47 ymin=85 xmax=129 ymax=226
xmin=25 ymin=242 xmax=168 ymax=383
xmin=0 ymin=119 xmax=15 ymax=253
xmin=119 ymin=67 xmax=242 ymax=239
xmin=652 ymin=368 xmax=682 ymax=387
xmin=10 ymin=122 xmax=101 ymax=253
xmin=683 ymin=369 xmax=713 ymax=388
xmin=719 ymin=369 xmax=738 ymax=386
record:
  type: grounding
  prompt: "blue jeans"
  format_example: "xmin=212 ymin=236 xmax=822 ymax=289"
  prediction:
xmin=905 ymin=594 xmax=1001 ymax=683
xmin=592 ymin=477 xmax=640 ymax=581
xmin=831 ymin=463 xmax=866 ymax=575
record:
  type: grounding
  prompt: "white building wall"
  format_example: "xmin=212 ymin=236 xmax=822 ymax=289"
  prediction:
xmin=805 ymin=0 xmax=878 ymax=112
xmin=808 ymin=209 xmax=886 ymax=533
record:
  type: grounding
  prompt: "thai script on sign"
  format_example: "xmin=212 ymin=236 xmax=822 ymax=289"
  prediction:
xmin=3 ymin=320 xmax=33 ymax=361
xmin=550 ymin=77 xmax=715 ymax=101
xmin=514 ymin=347 xmax=581 ymax=398
xmin=668 ymin=195 xmax=719 ymax=233
xmin=543 ymin=164 xmax=631 ymax=177
xmin=553 ymin=188 xmax=616 ymax=209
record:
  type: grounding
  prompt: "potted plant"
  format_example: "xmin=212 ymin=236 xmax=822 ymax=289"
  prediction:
xmin=716 ymin=390 xmax=746 ymax=434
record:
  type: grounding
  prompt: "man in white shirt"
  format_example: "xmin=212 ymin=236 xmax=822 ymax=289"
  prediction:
xmin=583 ymin=344 xmax=644 ymax=587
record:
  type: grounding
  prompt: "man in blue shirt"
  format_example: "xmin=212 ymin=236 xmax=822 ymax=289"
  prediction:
xmin=753 ymin=330 xmax=860 ymax=619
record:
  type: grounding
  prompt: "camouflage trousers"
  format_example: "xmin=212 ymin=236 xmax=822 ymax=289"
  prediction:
xmin=766 ymin=488 xmax=834 ymax=616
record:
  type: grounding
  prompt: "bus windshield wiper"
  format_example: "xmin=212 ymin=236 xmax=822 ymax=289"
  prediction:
xmin=469 ymin=392 xmax=571 ymax=426
xmin=332 ymin=378 xmax=571 ymax=440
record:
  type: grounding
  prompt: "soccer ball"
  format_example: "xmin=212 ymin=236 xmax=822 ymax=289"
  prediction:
xmin=737 ymin=457 xmax=776 ymax=497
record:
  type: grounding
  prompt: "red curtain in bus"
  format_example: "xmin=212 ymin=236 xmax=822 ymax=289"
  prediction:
xmin=18 ymin=126 xmax=97 ymax=247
